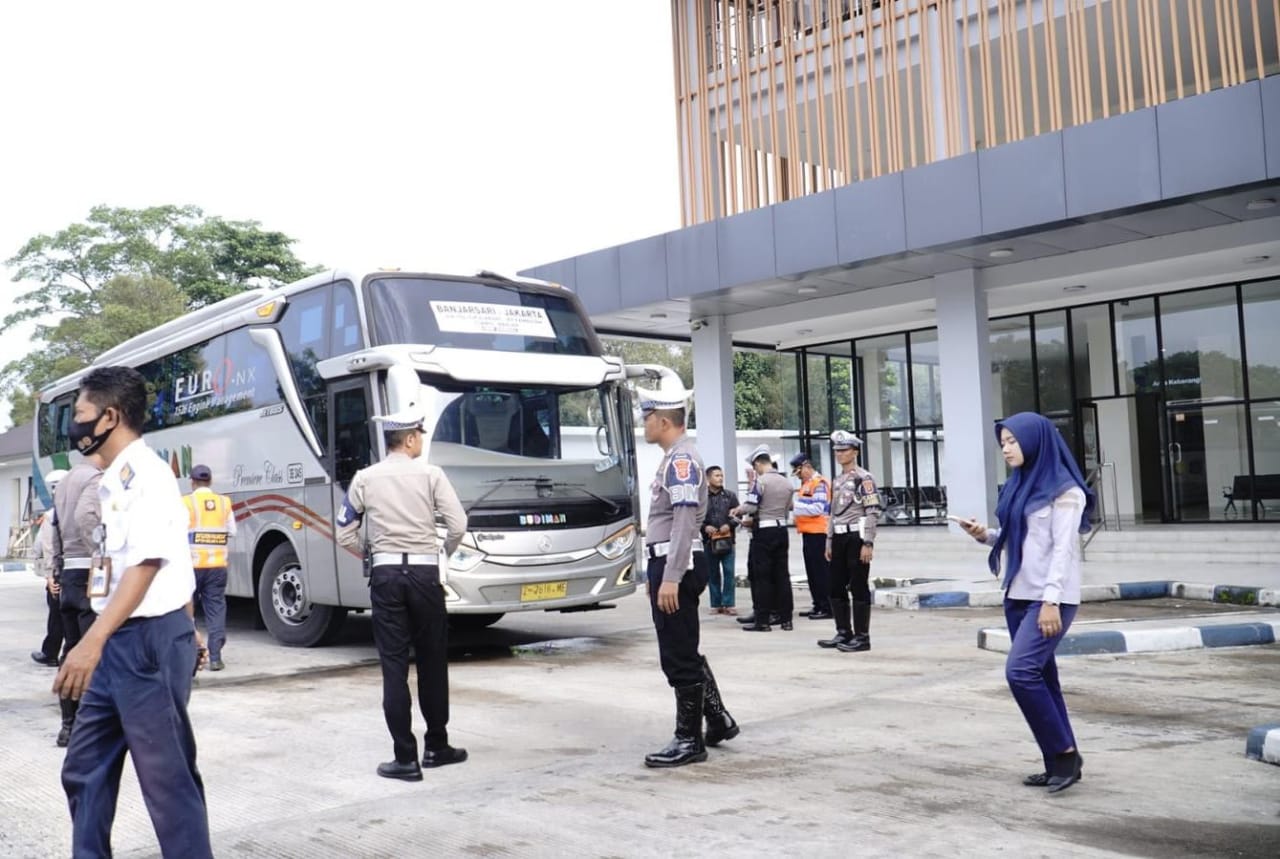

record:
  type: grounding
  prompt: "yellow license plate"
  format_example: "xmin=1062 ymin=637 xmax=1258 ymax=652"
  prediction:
xmin=520 ymin=581 xmax=568 ymax=602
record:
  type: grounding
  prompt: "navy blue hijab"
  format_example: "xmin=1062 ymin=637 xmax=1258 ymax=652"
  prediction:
xmin=989 ymin=412 xmax=1097 ymax=585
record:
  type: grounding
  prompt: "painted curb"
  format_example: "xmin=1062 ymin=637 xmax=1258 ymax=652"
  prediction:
xmin=1245 ymin=723 xmax=1280 ymax=765
xmin=877 ymin=580 xmax=1279 ymax=611
xmin=977 ymin=619 xmax=1280 ymax=655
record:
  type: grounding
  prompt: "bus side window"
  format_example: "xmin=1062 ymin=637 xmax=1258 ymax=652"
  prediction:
xmin=333 ymin=282 xmax=360 ymax=353
xmin=331 ymin=386 xmax=372 ymax=490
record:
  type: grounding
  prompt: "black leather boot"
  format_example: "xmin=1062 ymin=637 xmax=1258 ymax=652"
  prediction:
xmin=644 ymin=684 xmax=708 ymax=768
xmin=836 ymin=601 xmax=871 ymax=651
xmin=818 ymin=630 xmax=854 ymax=649
xmin=701 ymin=659 xmax=739 ymax=746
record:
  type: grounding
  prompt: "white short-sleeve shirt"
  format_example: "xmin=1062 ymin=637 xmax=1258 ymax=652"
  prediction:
xmin=93 ymin=438 xmax=196 ymax=617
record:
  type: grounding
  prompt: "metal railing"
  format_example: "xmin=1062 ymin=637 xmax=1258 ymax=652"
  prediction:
xmin=1082 ymin=460 xmax=1120 ymax=558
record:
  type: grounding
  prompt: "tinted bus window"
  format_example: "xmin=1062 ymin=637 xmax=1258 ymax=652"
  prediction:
xmin=333 ymin=282 xmax=361 ymax=354
xmin=366 ymin=277 xmax=597 ymax=356
xmin=278 ymin=287 xmax=329 ymax=399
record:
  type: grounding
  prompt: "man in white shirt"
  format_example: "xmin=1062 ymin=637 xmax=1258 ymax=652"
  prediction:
xmin=53 ymin=366 xmax=212 ymax=859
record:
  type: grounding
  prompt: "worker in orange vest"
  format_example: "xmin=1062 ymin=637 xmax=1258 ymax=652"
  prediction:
xmin=790 ymin=451 xmax=832 ymax=620
xmin=183 ymin=464 xmax=236 ymax=671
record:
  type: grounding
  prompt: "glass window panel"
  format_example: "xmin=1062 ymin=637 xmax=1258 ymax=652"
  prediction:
xmin=806 ymin=353 xmax=831 ymax=435
xmin=278 ymin=287 xmax=330 ymax=400
xmin=1071 ymin=303 xmax=1115 ymax=400
xmin=990 ymin=316 xmax=1034 ymax=419
xmin=731 ymin=348 xmax=799 ymax=432
xmin=912 ymin=427 xmax=947 ymax=524
xmin=1249 ymin=403 xmax=1280 ymax=518
xmin=856 ymin=334 xmax=908 ymax=429
xmin=1115 ymin=297 xmax=1158 ymax=395
xmin=828 ymin=355 xmax=854 ymax=432
xmin=861 ymin=430 xmax=914 ymax=523
xmin=1242 ymin=280 xmax=1280 ymax=399
xmin=1158 ymin=286 xmax=1243 ymax=402
xmin=332 ymin=282 xmax=361 ymax=353
xmin=1035 ymin=311 xmax=1071 ymax=414
xmin=909 ymin=330 xmax=942 ymax=425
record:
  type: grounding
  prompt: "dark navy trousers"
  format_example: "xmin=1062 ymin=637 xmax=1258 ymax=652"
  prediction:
xmin=1004 ymin=598 xmax=1079 ymax=770
xmin=62 ymin=608 xmax=211 ymax=859
xmin=800 ymin=532 xmax=831 ymax=613
xmin=647 ymin=553 xmax=709 ymax=687
xmin=193 ymin=567 xmax=228 ymax=662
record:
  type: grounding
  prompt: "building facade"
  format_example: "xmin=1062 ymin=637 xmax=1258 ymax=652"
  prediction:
xmin=523 ymin=0 xmax=1280 ymax=528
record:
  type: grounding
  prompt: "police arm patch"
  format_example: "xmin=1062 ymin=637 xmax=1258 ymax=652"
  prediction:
xmin=336 ymin=494 xmax=363 ymax=527
xmin=664 ymin=453 xmax=703 ymax=507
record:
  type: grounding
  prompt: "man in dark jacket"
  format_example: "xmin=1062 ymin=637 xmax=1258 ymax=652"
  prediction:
xmin=701 ymin=465 xmax=739 ymax=616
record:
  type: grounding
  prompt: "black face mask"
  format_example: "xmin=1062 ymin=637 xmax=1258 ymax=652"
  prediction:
xmin=68 ymin=409 xmax=116 ymax=456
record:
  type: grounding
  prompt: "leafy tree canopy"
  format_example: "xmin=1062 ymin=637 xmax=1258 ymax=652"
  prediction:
xmin=3 ymin=205 xmax=321 ymax=425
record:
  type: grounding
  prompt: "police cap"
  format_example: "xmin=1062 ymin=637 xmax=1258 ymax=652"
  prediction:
xmin=745 ymin=443 xmax=773 ymax=465
xmin=830 ymin=430 xmax=862 ymax=451
xmin=789 ymin=452 xmax=811 ymax=470
xmin=373 ymin=408 xmax=426 ymax=432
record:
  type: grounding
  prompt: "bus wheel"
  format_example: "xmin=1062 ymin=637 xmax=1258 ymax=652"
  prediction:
xmin=257 ymin=543 xmax=346 ymax=647
xmin=448 ymin=613 xmax=505 ymax=630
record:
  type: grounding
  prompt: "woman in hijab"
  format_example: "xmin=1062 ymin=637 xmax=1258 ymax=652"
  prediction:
xmin=957 ymin=412 xmax=1096 ymax=794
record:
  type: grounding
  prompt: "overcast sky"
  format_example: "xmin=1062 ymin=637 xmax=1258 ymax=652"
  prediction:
xmin=0 ymin=1 xmax=680 ymax=431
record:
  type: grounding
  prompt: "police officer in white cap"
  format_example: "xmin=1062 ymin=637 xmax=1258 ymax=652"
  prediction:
xmin=635 ymin=368 xmax=738 ymax=768
xmin=336 ymin=406 xmax=469 ymax=782
xmin=819 ymin=430 xmax=882 ymax=653
xmin=733 ymin=444 xmax=795 ymax=631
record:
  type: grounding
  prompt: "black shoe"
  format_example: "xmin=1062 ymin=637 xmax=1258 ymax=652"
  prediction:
xmin=31 ymin=651 xmax=59 ymax=668
xmin=1046 ymin=752 xmax=1083 ymax=794
xmin=818 ymin=631 xmax=854 ymax=649
xmin=769 ymin=613 xmax=784 ymax=625
xmin=209 ymin=660 xmax=226 ymax=672
xmin=807 ymin=610 xmax=833 ymax=620
xmin=422 ymin=746 xmax=468 ymax=768
xmin=799 ymin=608 xmax=818 ymax=618
xmin=835 ymin=635 xmax=870 ymax=653
xmin=376 ymin=760 xmax=423 ymax=781
xmin=736 ymin=614 xmax=757 ymax=625
xmin=780 ymin=620 xmax=794 ymax=631
xmin=741 ymin=622 xmax=772 ymax=632
xmin=56 ymin=724 xmax=72 ymax=748
xmin=645 ymin=683 xmax=707 ymax=768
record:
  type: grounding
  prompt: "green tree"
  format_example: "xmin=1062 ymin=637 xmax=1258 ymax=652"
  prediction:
xmin=3 ymin=205 xmax=320 ymax=424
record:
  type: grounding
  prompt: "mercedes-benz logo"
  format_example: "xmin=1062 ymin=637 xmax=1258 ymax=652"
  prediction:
xmin=537 ymin=535 xmax=553 ymax=553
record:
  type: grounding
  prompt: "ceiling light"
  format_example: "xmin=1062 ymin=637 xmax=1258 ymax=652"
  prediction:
xmin=649 ymin=311 xmax=668 ymax=319
xmin=1244 ymin=255 xmax=1271 ymax=264
xmin=1245 ymin=198 xmax=1277 ymax=211
xmin=798 ymin=286 xmax=818 ymax=294
xmin=797 ymin=328 xmax=813 ymax=336
xmin=988 ymin=248 xmax=1014 ymax=259
xmin=1063 ymin=284 xmax=1087 ymax=292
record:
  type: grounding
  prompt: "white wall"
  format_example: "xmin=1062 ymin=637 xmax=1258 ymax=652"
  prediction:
xmin=0 ymin=457 xmax=32 ymax=560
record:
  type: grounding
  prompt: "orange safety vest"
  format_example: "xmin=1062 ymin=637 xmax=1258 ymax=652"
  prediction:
xmin=183 ymin=489 xmax=234 ymax=569
xmin=794 ymin=474 xmax=831 ymax=534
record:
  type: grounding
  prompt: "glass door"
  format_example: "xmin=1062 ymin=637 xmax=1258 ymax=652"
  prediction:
xmin=1164 ymin=401 xmax=1249 ymax=522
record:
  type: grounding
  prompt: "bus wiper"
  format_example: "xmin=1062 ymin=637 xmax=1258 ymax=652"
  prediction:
xmin=552 ymin=482 xmax=621 ymax=516
xmin=470 ymin=475 xmax=555 ymax=510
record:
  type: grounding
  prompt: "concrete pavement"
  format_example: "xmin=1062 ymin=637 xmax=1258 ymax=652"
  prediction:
xmin=2 ymin=569 xmax=1278 ymax=858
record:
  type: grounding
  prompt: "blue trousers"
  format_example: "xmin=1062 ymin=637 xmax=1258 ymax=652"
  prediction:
xmin=703 ymin=543 xmax=736 ymax=608
xmin=194 ymin=567 xmax=228 ymax=662
xmin=62 ymin=608 xmax=211 ymax=859
xmin=1004 ymin=598 xmax=1079 ymax=771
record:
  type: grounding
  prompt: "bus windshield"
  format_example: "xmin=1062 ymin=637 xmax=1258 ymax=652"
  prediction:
xmin=366 ymin=276 xmax=598 ymax=356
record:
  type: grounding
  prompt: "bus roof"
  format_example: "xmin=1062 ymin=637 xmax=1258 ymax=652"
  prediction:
xmin=40 ymin=269 xmax=573 ymax=399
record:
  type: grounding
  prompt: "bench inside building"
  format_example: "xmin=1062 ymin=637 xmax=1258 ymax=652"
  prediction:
xmin=1224 ymin=475 xmax=1280 ymax=517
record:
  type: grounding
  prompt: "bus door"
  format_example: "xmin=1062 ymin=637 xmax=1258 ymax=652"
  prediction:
xmin=308 ymin=377 xmax=375 ymax=607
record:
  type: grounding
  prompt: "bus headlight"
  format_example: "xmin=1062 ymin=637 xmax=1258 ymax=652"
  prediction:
xmin=596 ymin=524 xmax=635 ymax=560
xmin=449 ymin=546 xmax=486 ymax=572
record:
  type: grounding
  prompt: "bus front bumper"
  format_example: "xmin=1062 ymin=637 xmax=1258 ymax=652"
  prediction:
xmin=442 ymin=553 xmax=638 ymax=614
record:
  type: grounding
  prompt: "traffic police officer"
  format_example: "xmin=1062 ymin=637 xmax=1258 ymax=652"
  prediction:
xmin=31 ymin=468 xmax=68 ymax=668
xmin=636 ymin=368 xmax=737 ymax=768
xmin=819 ymin=430 xmax=882 ymax=653
xmin=183 ymin=464 xmax=237 ymax=671
xmin=55 ymin=366 xmax=212 ymax=859
xmin=734 ymin=445 xmax=795 ymax=632
xmin=336 ymin=406 xmax=469 ymax=782
xmin=51 ymin=454 xmax=104 ymax=747
xmin=790 ymin=451 xmax=832 ymax=620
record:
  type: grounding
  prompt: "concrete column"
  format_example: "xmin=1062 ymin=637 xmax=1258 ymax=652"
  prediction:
xmin=691 ymin=315 xmax=737 ymax=476
xmin=934 ymin=269 xmax=998 ymax=527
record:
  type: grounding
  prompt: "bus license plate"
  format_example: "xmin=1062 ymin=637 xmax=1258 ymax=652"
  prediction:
xmin=520 ymin=581 xmax=568 ymax=602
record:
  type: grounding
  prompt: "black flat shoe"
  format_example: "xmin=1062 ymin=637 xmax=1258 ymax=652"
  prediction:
xmin=1026 ymin=769 xmax=1084 ymax=787
xmin=780 ymin=621 xmax=794 ymax=631
xmin=807 ymin=610 xmax=833 ymax=620
xmin=817 ymin=632 xmax=854 ymax=649
xmin=31 ymin=651 xmax=59 ymax=668
xmin=736 ymin=614 xmax=757 ymax=625
xmin=376 ymin=760 xmax=423 ymax=781
xmin=1047 ymin=752 xmax=1083 ymax=794
xmin=422 ymin=746 xmax=468 ymax=768
xmin=741 ymin=623 xmax=772 ymax=632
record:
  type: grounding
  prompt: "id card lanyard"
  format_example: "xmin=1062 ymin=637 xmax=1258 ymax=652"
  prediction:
xmin=89 ymin=523 xmax=113 ymax=598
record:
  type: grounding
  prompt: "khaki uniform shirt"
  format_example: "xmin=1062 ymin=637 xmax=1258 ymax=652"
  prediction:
xmin=737 ymin=470 xmax=794 ymax=526
xmin=53 ymin=462 xmax=104 ymax=568
xmin=645 ymin=433 xmax=706 ymax=584
xmin=336 ymin=452 xmax=468 ymax=558
xmin=827 ymin=466 xmax=882 ymax=548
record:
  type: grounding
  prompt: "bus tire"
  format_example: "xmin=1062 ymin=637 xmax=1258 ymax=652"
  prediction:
xmin=257 ymin=543 xmax=346 ymax=647
xmin=448 ymin=613 xmax=504 ymax=630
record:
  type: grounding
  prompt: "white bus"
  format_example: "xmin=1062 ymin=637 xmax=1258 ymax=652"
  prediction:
xmin=35 ymin=269 xmax=644 ymax=646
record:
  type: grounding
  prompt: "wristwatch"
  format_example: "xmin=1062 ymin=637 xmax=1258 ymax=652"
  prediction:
xmin=863 ymin=541 xmax=874 ymax=548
